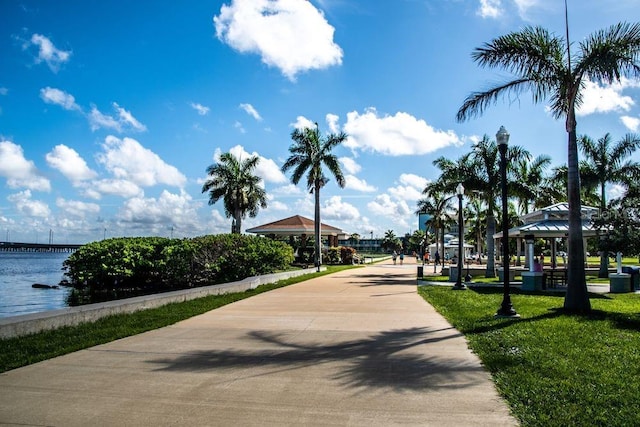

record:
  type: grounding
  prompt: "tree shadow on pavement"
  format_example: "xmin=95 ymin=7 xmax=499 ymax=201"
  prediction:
xmin=148 ymin=327 xmax=487 ymax=392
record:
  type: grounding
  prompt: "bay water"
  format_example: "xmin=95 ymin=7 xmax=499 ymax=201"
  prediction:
xmin=0 ymin=252 xmax=71 ymax=319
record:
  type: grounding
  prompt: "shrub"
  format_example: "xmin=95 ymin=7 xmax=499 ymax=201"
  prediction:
xmin=63 ymin=235 xmax=294 ymax=305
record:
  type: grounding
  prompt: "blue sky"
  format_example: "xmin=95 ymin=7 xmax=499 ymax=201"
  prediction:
xmin=1 ymin=0 xmax=639 ymax=244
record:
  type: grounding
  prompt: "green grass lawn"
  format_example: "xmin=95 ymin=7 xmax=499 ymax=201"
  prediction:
xmin=418 ymin=285 xmax=640 ymax=427
xmin=0 ymin=265 xmax=359 ymax=374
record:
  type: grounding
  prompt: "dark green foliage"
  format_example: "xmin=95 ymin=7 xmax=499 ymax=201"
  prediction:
xmin=326 ymin=246 xmax=357 ymax=264
xmin=63 ymin=235 xmax=294 ymax=304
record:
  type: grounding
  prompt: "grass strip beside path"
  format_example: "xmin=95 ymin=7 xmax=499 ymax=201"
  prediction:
xmin=0 ymin=265 xmax=359 ymax=374
xmin=418 ymin=285 xmax=640 ymax=427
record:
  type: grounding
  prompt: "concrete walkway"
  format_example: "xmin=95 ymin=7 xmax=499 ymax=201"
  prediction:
xmin=0 ymin=258 xmax=517 ymax=426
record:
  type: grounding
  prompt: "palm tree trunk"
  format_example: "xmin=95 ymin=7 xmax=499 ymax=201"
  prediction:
xmin=564 ymin=111 xmax=591 ymax=313
xmin=314 ymin=180 xmax=321 ymax=272
xmin=486 ymin=214 xmax=496 ymax=277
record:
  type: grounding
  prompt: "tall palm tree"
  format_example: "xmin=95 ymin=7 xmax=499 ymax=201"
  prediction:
xmin=456 ymin=22 xmax=640 ymax=313
xmin=381 ymin=229 xmax=401 ymax=252
xmin=579 ymin=132 xmax=640 ymax=277
xmin=435 ymin=136 xmax=528 ymax=277
xmin=281 ymin=124 xmax=347 ymax=270
xmin=202 ymin=152 xmax=267 ymax=234
xmin=464 ymin=197 xmax=486 ymax=261
xmin=416 ymin=187 xmax=454 ymax=271
xmin=512 ymin=155 xmax=552 ymax=215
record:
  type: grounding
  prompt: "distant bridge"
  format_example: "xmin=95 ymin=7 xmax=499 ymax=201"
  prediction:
xmin=0 ymin=241 xmax=83 ymax=253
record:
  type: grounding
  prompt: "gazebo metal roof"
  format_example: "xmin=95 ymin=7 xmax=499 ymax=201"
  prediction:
xmin=494 ymin=203 xmax=600 ymax=239
xmin=246 ymin=215 xmax=346 ymax=237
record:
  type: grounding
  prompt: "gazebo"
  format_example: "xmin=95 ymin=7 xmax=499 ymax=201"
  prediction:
xmin=493 ymin=203 xmax=599 ymax=269
xmin=246 ymin=215 xmax=347 ymax=248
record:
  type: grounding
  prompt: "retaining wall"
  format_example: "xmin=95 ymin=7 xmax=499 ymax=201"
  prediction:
xmin=0 ymin=267 xmax=323 ymax=339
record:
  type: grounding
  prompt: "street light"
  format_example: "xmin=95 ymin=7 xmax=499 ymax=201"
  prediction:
xmin=496 ymin=126 xmax=519 ymax=317
xmin=453 ymin=183 xmax=466 ymax=290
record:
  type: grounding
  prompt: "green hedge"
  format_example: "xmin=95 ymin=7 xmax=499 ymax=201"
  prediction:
xmin=63 ymin=235 xmax=294 ymax=305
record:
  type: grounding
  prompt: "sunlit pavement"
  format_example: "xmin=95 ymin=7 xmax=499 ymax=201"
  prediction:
xmin=0 ymin=256 xmax=517 ymax=427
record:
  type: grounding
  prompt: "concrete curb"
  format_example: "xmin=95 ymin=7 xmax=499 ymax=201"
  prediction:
xmin=0 ymin=267 xmax=324 ymax=339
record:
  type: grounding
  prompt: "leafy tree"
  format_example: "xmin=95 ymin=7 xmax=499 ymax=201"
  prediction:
xmin=456 ymin=21 xmax=640 ymax=313
xmin=594 ymin=194 xmax=640 ymax=260
xmin=579 ymin=132 xmax=640 ymax=277
xmin=202 ymin=152 xmax=267 ymax=234
xmin=281 ymin=123 xmax=347 ymax=270
xmin=416 ymin=187 xmax=454 ymax=270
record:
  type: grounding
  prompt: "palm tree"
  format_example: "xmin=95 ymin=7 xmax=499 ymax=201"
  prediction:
xmin=579 ymin=132 xmax=640 ymax=277
xmin=464 ymin=197 xmax=486 ymax=261
xmin=434 ymin=136 xmax=528 ymax=277
xmin=381 ymin=230 xmax=401 ymax=252
xmin=456 ymin=21 xmax=640 ymax=313
xmin=202 ymin=152 xmax=267 ymax=234
xmin=281 ymin=124 xmax=347 ymax=270
xmin=416 ymin=187 xmax=454 ymax=272
xmin=512 ymin=155 xmax=552 ymax=215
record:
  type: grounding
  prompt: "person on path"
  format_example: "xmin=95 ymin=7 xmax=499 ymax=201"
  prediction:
xmin=399 ymin=252 xmax=404 ymax=265
xmin=392 ymin=250 xmax=397 ymax=265
xmin=434 ymin=251 xmax=441 ymax=272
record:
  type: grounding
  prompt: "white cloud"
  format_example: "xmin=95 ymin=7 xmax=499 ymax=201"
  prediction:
xmin=608 ymin=184 xmax=627 ymax=201
xmin=339 ymin=157 xmax=361 ymax=174
xmin=214 ymin=0 xmax=343 ymax=80
xmin=86 ymin=179 xmax=143 ymax=199
xmin=399 ymin=173 xmax=429 ymax=191
xmin=291 ymin=116 xmax=316 ymax=130
xmin=117 ymin=190 xmax=204 ymax=231
xmin=190 ymin=102 xmax=210 ymax=115
xmin=344 ymin=175 xmax=377 ymax=192
xmin=56 ymin=198 xmax=100 ymax=218
xmin=29 ymin=34 xmax=71 ymax=72
xmin=322 ymin=196 xmax=360 ymax=222
xmin=578 ymin=78 xmax=638 ymax=116
xmin=477 ymin=0 xmax=502 ymax=18
xmin=271 ymin=183 xmax=303 ymax=195
xmin=234 ymin=121 xmax=246 ymax=133
xmin=0 ymin=140 xmax=51 ymax=191
xmin=387 ymin=184 xmax=423 ymax=202
xmin=240 ymin=103 xmax=262 ymax=121
xmin=97 ymin=136 xmax=187 ymax=188
xmin=88 ymin=103 xmax=146 ymax=132
xmin=216 ymin=145 xmax=288 ymax=184
xmin=46 ymin=145 xmax=97 ymax=184
xmin=621 ymin=115 xmax=640 ymax=132
xmin=367 ymin=193 xmax=411 ymax=217
xmin=113 ymin=102 xmax=147 ymax=132
xmin=8 ymin=190 xmax=51 ymax=217
xmin=39 ymin=87 xmax=80 ymax=110
xmin=343 ymin=108 xmax=462 ymax=156
xmin=326 ymin=113 xmax=339 ymax=133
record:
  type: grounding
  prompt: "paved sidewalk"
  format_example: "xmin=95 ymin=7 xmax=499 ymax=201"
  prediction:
xmin=0 ymin=258 xmax=517 ymax=426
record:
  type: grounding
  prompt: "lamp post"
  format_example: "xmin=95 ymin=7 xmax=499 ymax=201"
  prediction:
xmin=496 ymin=126 xmax=518 ymax=317
xmin=453 ymin=183 xmax=466 ymax=290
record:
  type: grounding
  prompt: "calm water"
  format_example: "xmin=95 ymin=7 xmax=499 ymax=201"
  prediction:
xmin=0 ymin=252 xmax=71 ymax=318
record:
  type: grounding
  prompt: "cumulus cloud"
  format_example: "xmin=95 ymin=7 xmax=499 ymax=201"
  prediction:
xmin=85 ymin=179 xmax=143 ymax=199
xmin=271 ymin=183 xmax=303 ymax=195
xmin=27 ymin=34 xmax=71 ymax=72
xmin=399 ymin=173 xmax=429 ymax=192
xmin=56 ymin=198 xmax=100 ymax=218
xmin=117 ymin=190 xmax=204 ymax=231
xmin=577 ymin=77 xmax=638 ymax=116
xmin=477 ymin=0 xmax=502 ymax=18
xmin=339 ymin=157 xmax=361 ymax=174
xmin=326 ymin=113 xmax=339 ymax=133
xmin=343 ymin=108 xmax=462 ymax=156
xmin=240 ymin=103 xmax=262 ymax=121
xmin=214 ymin=0 xmax=343 ymax=80
xmin=291 ymin=116 xmax=316 ymax=130
xmin=0 ymin=140 xmax=51 ymax=191
xmin=46 ymin=145 xmax=97 ymax=184
xmin=367 ymin=193 xmax=411 ymax=218
xmin=190 ymin=102 xmax=210 ymax=115
xmin=344 ymin=175 xmax=376 ymax=192
xmin=214 ymin=145 xmax=288 ymax=184
xmin=97 ymin=136 xmax=187 ymax=188
xmin=40 ymin=87 xmax=80 ymax=110
xmin=113 ymin=103 xmax=147 ymax=132
xmin=7 ymin=190 xmax=51 ymax=217
xmin=322 ymin=196 xmax=360 ymax=221
xmin=621 ymin=115 xmax=640 ymax=132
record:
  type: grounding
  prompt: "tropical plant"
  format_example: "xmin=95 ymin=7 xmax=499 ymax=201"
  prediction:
xmin=381 ymin=229 xmax=402 ymax=252
xmin=579 ymin=132 xmax=640 ymax=277
xmin=202 ymin=152 xmax=267 ymax=233
xmin=512 ymin=155 xmax=553 ymax=215
xmin=456 ymin=20 xmax=640 ymax=313
xmin=281 ymin=124 xmax=347 ymax=270
xmin=464 ymin=197 xmax=486 ymax=258
xmin=416 ymin=187 xmax=455 ymax=270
